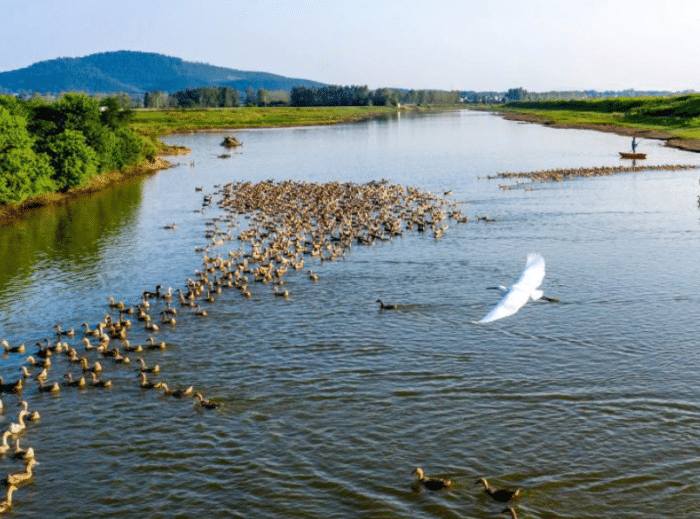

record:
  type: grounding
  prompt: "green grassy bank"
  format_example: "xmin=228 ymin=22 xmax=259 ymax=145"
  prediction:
xmin=132 ymin=106 xmax=401 ymax=151
xmin=495 ymin=95 xmax=700 ymax=151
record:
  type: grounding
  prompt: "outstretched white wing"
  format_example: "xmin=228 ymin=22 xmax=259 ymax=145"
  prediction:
xmin=478 ymin=253 xmax=546 ymax=324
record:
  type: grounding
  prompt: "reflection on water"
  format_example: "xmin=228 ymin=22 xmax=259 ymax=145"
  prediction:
xmin=0 ymin=178 xmax=142 ymax=336
xmin=0 ymin=111 xmax=699 ymax=518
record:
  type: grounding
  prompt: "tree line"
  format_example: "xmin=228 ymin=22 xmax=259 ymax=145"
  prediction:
xmin=142 ymin=85 xmax=463 ymax=109
xmin=0 ymin=93 xmax=146 ymax=205
xmin=290 ymin=85 xmax=462 ymax=107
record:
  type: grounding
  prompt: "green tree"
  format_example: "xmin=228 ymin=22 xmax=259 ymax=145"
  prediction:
xmin=45 ymin=129 xmax=98 ymax=191
xmin=0 ymin=106 xmax=53 ymax=204
xmin=244 ymin=87 xmax=257 ymax=106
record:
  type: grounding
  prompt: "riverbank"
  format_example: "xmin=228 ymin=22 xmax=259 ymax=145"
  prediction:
xmin=0 ymin=154 xmax=182 ymax=226
xmin=131 ymin=105 xmax=402 ymax=145
xmin=494 ymin=106 xmax=700 ymax=153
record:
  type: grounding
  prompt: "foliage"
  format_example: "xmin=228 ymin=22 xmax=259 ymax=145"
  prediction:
xmin=0 ymin=93 xmax=147 ymax=205
xmin=290 ymin=85 xmax=371 ymax=107
xmin=44 ymin=129 xmax=98 ymax=190
xmin=0 ymin=106 xmax=54 ymax=204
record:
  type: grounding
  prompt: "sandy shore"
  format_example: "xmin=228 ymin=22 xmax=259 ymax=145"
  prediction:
xmin=500 ymin=111 xmax=700 ymax=153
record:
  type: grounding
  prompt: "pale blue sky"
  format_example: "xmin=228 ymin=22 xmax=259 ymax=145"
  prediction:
xmin=2 ymin=0 xmax=697 ymax=91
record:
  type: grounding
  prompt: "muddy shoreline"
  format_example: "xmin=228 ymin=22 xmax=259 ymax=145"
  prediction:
xmin=500 ymin=111 xmax=700 ymax=153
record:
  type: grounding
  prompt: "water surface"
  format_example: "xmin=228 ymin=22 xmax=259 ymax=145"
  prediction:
xmin=1 ymin=111 xmax=700 ymax=518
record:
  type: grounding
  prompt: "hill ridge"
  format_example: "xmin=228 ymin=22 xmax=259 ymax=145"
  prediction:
xmin=0 ymin=50 xmax=325 ymax=95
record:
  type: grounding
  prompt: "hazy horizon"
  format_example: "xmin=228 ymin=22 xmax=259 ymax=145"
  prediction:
xmin=2 ymin=0 xmax=698 ymax=92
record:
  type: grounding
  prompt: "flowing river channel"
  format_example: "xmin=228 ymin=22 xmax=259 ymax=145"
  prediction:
xmin=1 ymin=110 xmax=700 ymax=518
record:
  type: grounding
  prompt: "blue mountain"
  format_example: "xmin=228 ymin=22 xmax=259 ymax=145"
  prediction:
xmin=0 ymin=50 xmax=325 ymax=94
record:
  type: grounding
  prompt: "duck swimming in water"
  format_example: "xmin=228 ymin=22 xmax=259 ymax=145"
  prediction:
xmin=155 ymin=382 xmax=193 ymax=398
xmin=0 ymin=484 xmax=17 ymax=513
xmin=139 ymin=373 xmax=158 ymax=389
xmin=412 ymin=467 xmax=451 ymax=491
xmin=376 ymin=299 xmax=399 ymax=310
xmin=138 ymin=358 xmax=159 ymax=374
xmin=0 ymin=431 xmax=12 ymax=454
xmin=476 ymin=477 xmax=521 ymax=502
xmin=195 ymin=392 xmax=221 ymax=409
xmin=13 ymin=439 xmax=34 ymax=461
xmin=8 ymin=410 xmax=27 ymax=435
xmin=18 ymin=401 xmax=40 ymax=422
xmin=4 ymin=458 xmax=39 ymax=486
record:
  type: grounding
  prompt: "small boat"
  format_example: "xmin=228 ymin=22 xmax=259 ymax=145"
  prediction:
xmin=619 ymin=152 xmax=647 ymax=159
xmin=221 ymin=136 xmax=243 ymax=148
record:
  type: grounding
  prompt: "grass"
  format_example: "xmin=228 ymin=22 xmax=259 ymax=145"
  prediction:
xmin=497 ymin=95 xmax=700 ymax=141
xmin=130 ymin=106 xmax=401 ymax=150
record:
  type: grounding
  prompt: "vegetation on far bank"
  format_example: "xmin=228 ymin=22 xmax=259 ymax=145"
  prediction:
xmin=499 ymin=94 xmax=700 ymax=141
xmin=131 ymin=105 xmax=401 ymax=147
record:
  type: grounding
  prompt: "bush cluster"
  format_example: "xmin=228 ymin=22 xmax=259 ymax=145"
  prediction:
xmin=0 ymin=94 xmax=145 ymax=204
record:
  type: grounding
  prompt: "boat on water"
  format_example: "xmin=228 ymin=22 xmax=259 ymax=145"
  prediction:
xmin=619 ymin=152 xmax=647 ymax=159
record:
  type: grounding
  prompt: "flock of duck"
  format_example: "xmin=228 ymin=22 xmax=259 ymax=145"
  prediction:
xmin=412 ymin=467 xmax=524 ymax=517
xmin=0 ymin=177 xmax=477 ymax=515
xmin=485 ymin=163 xmax=698 ymax=184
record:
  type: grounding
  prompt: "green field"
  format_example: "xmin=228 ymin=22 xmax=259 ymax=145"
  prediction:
xmin=500 ymin=94 xmax=700 ymax=141
xmin=131 ymin=106 xmax=401 ymax=150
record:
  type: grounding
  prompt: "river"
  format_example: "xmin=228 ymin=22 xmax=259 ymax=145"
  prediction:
xmin=1 ymin=110 xmax=700 ymax=518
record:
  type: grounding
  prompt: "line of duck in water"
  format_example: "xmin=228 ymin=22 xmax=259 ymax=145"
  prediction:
xmin=0 ymin=396 xmax=41 ymax=514
xmin=412 ymin=467 xmax=524 ymax=516
xmin=0 ymin=178 xmax=478 ymax=514
xmin=484 ymin=163 xmax=698 ymax=183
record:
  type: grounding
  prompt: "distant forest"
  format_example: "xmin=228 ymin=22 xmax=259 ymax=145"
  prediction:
xmin=142 ymin=85 xmax=463 ymax=108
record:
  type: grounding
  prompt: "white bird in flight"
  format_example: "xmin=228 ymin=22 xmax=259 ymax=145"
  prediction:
xmin=478 ymin=253 xmax=557 ymax=324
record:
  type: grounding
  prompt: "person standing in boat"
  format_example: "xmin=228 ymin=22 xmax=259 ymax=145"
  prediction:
xmin=631 ymin=136 xmax=639 ymax=153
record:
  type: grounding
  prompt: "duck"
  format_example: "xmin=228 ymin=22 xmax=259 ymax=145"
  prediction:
xmin=195 ymin=304 xmax=208 ymax=317
xmin=1 ymin=341 xmax=24 ymax=354
xmin=274 ymin=287 xmax=290 ymax=298
xmin=476 ymin=477 xmax=521 ymax=502
xmin=138 ymin=358 xmax=160 ymax=374
xmin=13 ymin=439 xmax=34 ymax=461
xmin=0 ymin=484 xmax=17 ymax=513
xmin=8 ymin=410 xmax=27 ymax=435
xmin=412 ymin=467 xmax=451 ymax=491
xmin=0 ymin=431 xmax=11 ymax=454
xmin=4 ymin=458 xmax=39 ymax=486
xmin=139 ymin=373 xmax=158 ymax=389
xmin=113 ymin=350 xmax=131 ymax=364
xmin=308 ymin=269 xmax=319 ymax=281
xmin=376 ymin=299 xmax=399 ymax=310
xmin=195 ymin=392 xmax=221 ymax=409
xmin=145 ymin=321 xmax=160 ymax=332
xmin=155 ymin=382 xmax=193 ymax=398
xmin=80 ymin=358 xmax=102 ymax=374
xmin=18 ymin=401 xmax=39 ymax=422
xmin=64 ymin=373 xmax=87 ymax=389
xmin=25 ymin=356 xmax=50 ymax=369
xmin=34 ymin=368 xmax=48 ymax=383
xmin=123 ymin=340 xmax=143 ymax=353
xmin=108 ymin=297 xmax=126 ymax=311
xmin=90 ymin=373 xmax=112 ymax=388
xmin=145 ymin=337 xmax=166 ymax=350
xmin=2 ymin=379 xmax=22 ymax=395
xmin=38 ymin=380 xmax=60 ymax=394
